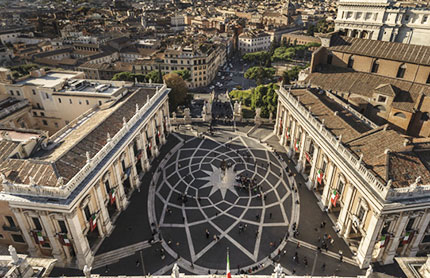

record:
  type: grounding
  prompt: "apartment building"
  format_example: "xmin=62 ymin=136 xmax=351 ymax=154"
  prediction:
xmin=0 ymin=83 xmax=171 ymax=268
xmin=275 ymin=85 xmax=430 ymax=268
xmin=238 ymin=31 xmax=272 ymax=53
xmin=306 ymin=33 xmax=430 ymax=137
xmin=0 ymin=68 xmax=130 ymax=134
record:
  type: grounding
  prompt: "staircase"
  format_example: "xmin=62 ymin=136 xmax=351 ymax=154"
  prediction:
xmin=92 ymin=241 xmax=152 ymax=269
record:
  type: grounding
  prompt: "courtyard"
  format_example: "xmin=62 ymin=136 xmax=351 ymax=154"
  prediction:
xmin=50 ymin=123 xmax=365 ymax=277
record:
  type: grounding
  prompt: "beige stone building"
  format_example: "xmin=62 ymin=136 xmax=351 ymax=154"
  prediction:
xmin=0 ymin=82 xmax=171 ymax=269
xmin=275 ymin=85 xmax=430 ymax=269
xmin=305 ymin=33 xmax=430 ymax=138
xmin=0 ymin=68 xmax=131 ymax=135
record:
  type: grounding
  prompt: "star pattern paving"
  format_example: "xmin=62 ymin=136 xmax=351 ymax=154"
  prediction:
xmin=150 ymin=134 xmax=298 ymax=271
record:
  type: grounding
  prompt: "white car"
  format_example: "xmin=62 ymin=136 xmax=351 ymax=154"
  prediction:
xmin=230 ymin=73 xmax=233 ymax=77
xmin=221 ymin=76 xmax=225 ymax=80
xmin=209 ymin=85 xmax=215 ymax=90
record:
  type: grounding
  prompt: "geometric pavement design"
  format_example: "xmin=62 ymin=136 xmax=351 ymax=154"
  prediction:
xmin=149 ymin=133 xmax=299 ymax=272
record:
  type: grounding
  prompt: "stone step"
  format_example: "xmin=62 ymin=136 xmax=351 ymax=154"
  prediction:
xmin=93 ymin=241 xmax=151 ymax=269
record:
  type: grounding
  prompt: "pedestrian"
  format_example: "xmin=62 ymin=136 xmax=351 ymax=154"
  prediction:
xmin=304 ymin=256 xmax=308 ymax=266
xmin=213 ymin=234 xmax=217 ymax=241
xmin=292 ymin=269 xmax=296 ymax=274
xmin=283 ymin=250 xmax=287 ymax=256
xmin=256 ymin=214 xmax=260 ymax=220
xmin=321 ymin=263 xmax=326 ymax=271
xmin=296 ymin=242 xmax=300 ymax=248
xmin=255 ymin=230 xmax=259 ymax=238
xmin=136 ymin=260 xmax=140 ymax=267
xmin=269 ymin=212 xmax=272 ymax=219
xmin=105 ymin=265 xmax=109 ymax=273
xmin=206 ymin=229 xmax=210 ymax=239
xmin=244 ymin=224 xmax=248 ymax=231
xmin=239 ymin=224 xmax=243 ymax=233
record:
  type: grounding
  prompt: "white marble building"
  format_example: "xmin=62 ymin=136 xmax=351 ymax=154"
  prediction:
xmin=335 ymin=0 xmax=430 ymax=46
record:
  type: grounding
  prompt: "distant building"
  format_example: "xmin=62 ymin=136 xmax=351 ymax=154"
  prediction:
xmin=238 ymin=30 xmax=272 ymax=53
xmin=335 ymin=0 xmax=430 ymax=46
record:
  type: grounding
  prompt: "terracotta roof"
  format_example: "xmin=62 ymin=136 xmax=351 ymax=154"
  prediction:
xmin=289 ymin=89 xmax=372 ymax=143
xmin=53 ymin=88 xmax=156 ymax=182
xmin=0 ymin=140 xmax=19 ymax=162
xmin=329 ymin=36 xmax=430 ymax=66
xmin=306 ymin=66 xmax=430 ymax=112
xmin=0 ymin=159 xmax=59 ymax=187
xmin=388 ymin=151 xmax=430 ymax=188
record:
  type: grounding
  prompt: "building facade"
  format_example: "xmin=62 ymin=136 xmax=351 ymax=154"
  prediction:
xmin=335 ymin=0 xmax=430 ymax=46
xmin=238 ymin=31 xmax=272 ymax=53
xmin=275 ymin=85 xmax=430 ymax=268
xmin=0 ymin=83 xmax=171 ymax=269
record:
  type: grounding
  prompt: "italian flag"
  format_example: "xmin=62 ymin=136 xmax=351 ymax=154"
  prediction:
xmin=59 ymin=234 xmax=71 ymax=246
xmin=317 ymin=169 xmax=324 ymax=184
xmin=294 ymin=139 xmax=299 ymax=151
xmin=157 ymin=130 xmax=161 ymax=137
xmin=148 ymin=142 xmax=152 ymax=150
xmin=403 ymin=231 xmax=414 ymax=244
xmin=109 ymin=188 xmax=116 ymax=205
xmin=331 ymin=189 xmax=339 ymax=207
xmin=90 ymin=214 xmax=97 ymax=232
xmin=33 ymin=231 xmax=44 ymax=244
xmin=286 ymin=128 xmax=290 ymax=139
xmin=226 ymin=249 xmax=231 ymax=278
xmin=380 ymin=235 xmax=389 ymax=248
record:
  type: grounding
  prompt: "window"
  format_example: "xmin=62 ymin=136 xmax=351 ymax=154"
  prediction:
xmin=40 ymin=112 xmax=45 ymax=117
xmin=121 ymin=160 xmax=126 ymax=173
xmin=32 ymin=89 xmax=36 ymax=95
xmin=58 ymin=220 xmax=68 ymax=234
xmin=42 ymin=120 xmax=48 ymax=126
xmin=357 ymin=206 xmax=366 ymax=222
xmin=16 ymin=91 xmax=20 ymax=96
xmin=37 ymin=103 xmax=41 ymax=109
xmin=69 ymin=99 xmax=72 ymax=104
xmin=32 ymin=217 xmax=43 ymax=230
xmin=41 ymin=242 xmax=51 ymax=248
xmin=98 ymin=101 xmax=102 ymax=105
xmin=337 ymin=179 xmax=345 ymax=196
xmin=371 ymin=60 xmax=379 ymax=73
xmin=84 ymin=206 xmax=91 ymax=221
xmin=327 ymin=54 xmax=333 ymax=65
xmin=5 ymin=216 xmax=16 ymax=227
xmin=11 ymin=234 xmax=25 ymax=243
xmin=58 ymin=98 xmax=62 ymax=103
xmin=381 ymin=221 xmax=391 ymax=235
xmin=347 ymin=56 xmax=354 ymax=68
xmin=10 ymin=90 xmax=14 ymax=96
xmin=394 ymin=112 xmax=406 ymax=119
xmin=404 ymin=15 xmax=410 ymax=22
xmin=33 ymin=112 xmax=37 ymax=116
xmin=426 ymin=73 xmax=430 ymax=84
xmin=377 ymin=95 xmax=386 ymax=103
xmin=406 ymin=218 xmax=415 ymax=231
xmin=104 ymin=179 xmax=110 ymax=195
xmin=45 ymin=93 xmax=49 ymax=99
xmin=396 ymin=64 xmax=406 ymax=78
xmin=54 ymin=122 xmax=59 ymax=128
xmin=86 ymin=100 xmax=89 ymax=105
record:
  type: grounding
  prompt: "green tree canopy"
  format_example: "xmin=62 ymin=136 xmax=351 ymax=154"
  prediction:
xmin=173 ymin=70 xmax=191 ymax=81
xmin=243 ymin=51 xmax=271 ymax=66
xmin=145 ymin=70 xmax=163 ymax=83
xmin=112 ymin=72 xmax=146 ymax=82
xmin=163 ymin=73 xmax=188 ymax=112
xmin=244 ymin=66 xmax=276 ymax=85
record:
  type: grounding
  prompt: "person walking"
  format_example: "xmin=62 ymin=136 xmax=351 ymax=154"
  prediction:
xmin=205 ymin=229 xmax=210 ymax=239
xmin=303 ymin=256 xmax=308 ymax=266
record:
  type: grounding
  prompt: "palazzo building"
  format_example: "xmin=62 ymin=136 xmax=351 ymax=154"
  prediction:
xmin=0 ymin=81 xmax=171 ymax=268
xmin=335 ymin=0 xmax=430 ymax=46
xmin=275 ymin=84 xmax=430 ymax=269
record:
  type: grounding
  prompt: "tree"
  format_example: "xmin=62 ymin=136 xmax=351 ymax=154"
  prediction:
xmin=163 ymin=73 xmax=188 ymax=112
xmin=112 ymin=72 xmax=135 ymax=81
xmin=243 ymin=51 xmax=271 ymax=66
xmin=306 ymin=24 xmax=315 ymax=36
xmin=173 ymin=70 xmax=191 ymax=81
xmin=244 ymin=66 xmax=276 ymax=85
xmin=281 ymin=71 xmax=290 ymax=85
xmin=145 ymin=70 xmax=163 ymax=83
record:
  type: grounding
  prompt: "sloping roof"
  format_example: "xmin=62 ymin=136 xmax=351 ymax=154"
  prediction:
xmin=373 ymin=84 xmax=398 ymax=97
xmin=0 ymin=159 xmax=60 ymax=187
xmin=0 ymin=140 xmax=19 ymax=162
xmin=329 ymin=36 xmax=430 ymax=66
xmin=305 ymin=65 xmax=430 ymax=112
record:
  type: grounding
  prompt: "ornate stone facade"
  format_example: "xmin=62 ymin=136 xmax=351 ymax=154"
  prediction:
xmin=335 ymin=0 xmax=430 ymax=46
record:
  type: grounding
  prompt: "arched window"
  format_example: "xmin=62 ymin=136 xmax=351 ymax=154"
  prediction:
xmin=371 ymin=59 xmax=379 ymax=73
xmin=396 ymin=63 xmax=406 ymax=78
xmin=375 ymin=105 xmax=386 ymax=112
xmin=347 ymin=56 xmax=354 ymax=68
xmin=394 ymin=112 xmax=406 ymax=119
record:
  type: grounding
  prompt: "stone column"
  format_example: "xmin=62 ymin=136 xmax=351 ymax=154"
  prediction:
xmin=39 ymin=212 xmax=66 ymax=263
xmin=140 ymin=131 xmax=150 ymax=171
xmin=338 ymin=185 xmax=355 ymax=236
xmin=94 ymin=183 xmax=113 ymax=235
xmin=151 ymin=119 xmax=159 ymax=157
xmin=382 ymin=213 xmax=408 ymax=264
xmin=357 ymin=211 xmax=384 ymax=269
xmin=296 ymin=132 xmax=306 ymax=173
xmin=275 ymin=102 xmax=281 ymax=136
xmin=159 ymin=112 xmax=167 ymax=145
xmin=306 ymin=145 xmax=319 ymax=190
xmin=321 ymin=162 xmax=335 ymax=206
xmin=407 ymin=211 xmax=430 ymax=257
xmin=113 ymin=161 xmax=129 ymax=209
xmin=11 ymin=208 xmax=39 ymax=257
xmin=128 ymin=144 xmax=139 ymax=189
xmin=66 ymin=209 xmax=92 ymax=269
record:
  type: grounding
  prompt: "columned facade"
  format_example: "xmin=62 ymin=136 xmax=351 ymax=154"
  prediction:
xmin=1 ymin=85 xmax=171 ymax=269
xmin=275 ymin=86 xmax=430 ymax=268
